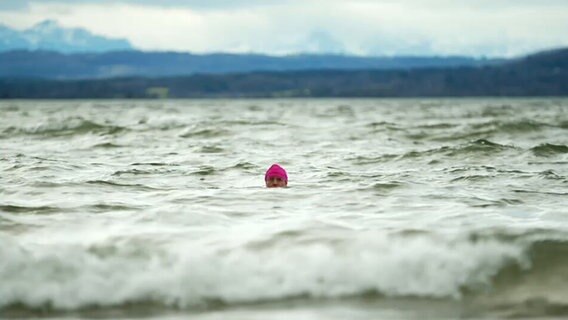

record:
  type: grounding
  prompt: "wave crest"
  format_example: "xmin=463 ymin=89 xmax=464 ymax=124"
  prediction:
xmin=5 ymin=229 xmax=567 ymax=312
xmin=1 ymin=117 xmax=126 ymax=137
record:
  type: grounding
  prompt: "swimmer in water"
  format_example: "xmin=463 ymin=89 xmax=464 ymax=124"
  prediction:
xmin=265 ymin=164 xmax=288 ymax=188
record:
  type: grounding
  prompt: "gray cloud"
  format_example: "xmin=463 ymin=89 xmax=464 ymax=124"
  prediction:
xmin=0 ymin=0 xmax=298 ymax=11
xmin=1 ymin=0 xmax=567 ymax=56
xmin=3 ymin=0 xmax=568 ymax=11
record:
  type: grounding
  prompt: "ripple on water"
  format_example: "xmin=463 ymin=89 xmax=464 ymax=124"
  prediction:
xmin=530 ymin=143 xmax=568 ymax=157
xmin=197 ymin=145 xmax=226 ymax=153
xmin=179 ymin=128 xmax=231 ymax=138
xmin=86 ymin=180 xmax=162 ymax=191
xmin=0 ymin=205 xmax=62 ymax=215
xmin=190 ymin=166 xmax=217 ymax=176
xmin=1 ymin=118 xmax=127 ymax=137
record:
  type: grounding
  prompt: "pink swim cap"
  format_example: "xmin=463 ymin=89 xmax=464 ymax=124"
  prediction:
xmin=265 ymin=164 xmax=288 ymax=182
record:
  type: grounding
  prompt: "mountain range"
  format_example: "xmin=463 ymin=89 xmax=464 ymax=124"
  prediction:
xmin=0 ymin=20 xmax=501 ymax=79
xmin=0 ymin=20 xmax=133 ymax=53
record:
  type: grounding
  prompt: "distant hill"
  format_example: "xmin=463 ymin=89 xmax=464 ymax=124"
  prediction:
xmin=0 ymin=20 xmax=133 ymax=53
xmin=1 ymin=47 xmax=566 ymax=98
xmin=0 ymin=50 xmax=495 ymax=79
xmin=508 ymin=47 xmax=568 ymax=69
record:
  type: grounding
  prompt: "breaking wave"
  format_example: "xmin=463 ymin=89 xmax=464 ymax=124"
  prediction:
xmin=1 ymin=228 xmax=568 ymax=317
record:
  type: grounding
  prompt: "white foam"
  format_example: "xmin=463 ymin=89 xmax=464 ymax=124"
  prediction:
xmin=0 ymin=231 xmax=528 ymax=310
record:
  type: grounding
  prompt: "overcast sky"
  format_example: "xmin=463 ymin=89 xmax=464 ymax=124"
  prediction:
xmin=1 ymin=0 xmax=568 ymax=57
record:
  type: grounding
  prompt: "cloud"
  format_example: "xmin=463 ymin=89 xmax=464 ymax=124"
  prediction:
xmin=1 ymin=0 xmax=568 ymax=56
xmin=303 ymin=30 xmax=346 ymax=54
xmin=0 ymin=0 xmax=299 ymax=11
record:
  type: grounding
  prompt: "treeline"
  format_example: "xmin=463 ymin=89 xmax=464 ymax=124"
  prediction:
xmin=1 ymin=48 xmax=567 ymax=98
xmin=0 ymin=50 xmax=490 ymax=79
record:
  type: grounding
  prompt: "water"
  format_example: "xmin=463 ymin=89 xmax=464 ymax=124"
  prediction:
xmin=1 ymin=98 xmax=567 ymax=319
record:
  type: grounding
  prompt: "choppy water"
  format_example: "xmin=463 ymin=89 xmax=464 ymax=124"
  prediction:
xmin=1 ymin=99 xmax=567 ymax=320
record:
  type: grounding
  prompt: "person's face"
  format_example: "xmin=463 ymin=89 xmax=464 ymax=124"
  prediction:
xmin=265 ymin=177 xmax=287 ymax=188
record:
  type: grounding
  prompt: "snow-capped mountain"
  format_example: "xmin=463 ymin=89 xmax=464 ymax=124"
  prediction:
xmin=0 ymin=20 xmax=133 ymax=53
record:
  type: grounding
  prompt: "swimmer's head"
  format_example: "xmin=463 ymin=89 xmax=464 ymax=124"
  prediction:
xmin=265 ymin=164 xmax=288 ymax=188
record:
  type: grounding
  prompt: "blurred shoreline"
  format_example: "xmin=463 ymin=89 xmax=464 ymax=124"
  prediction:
xmin=1 ymin=48 xmax=567 ymax=99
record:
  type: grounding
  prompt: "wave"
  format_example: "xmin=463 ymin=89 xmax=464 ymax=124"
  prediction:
xmin=112 ymin=169 xmax=162 ymax=176
xmin=513 ymin=189 xmax=568 ymax=196
xmin=351 ymin=140 xmax=515 ymax=165
xmin=109 ymin=162 xmax=257 ymax=178
xmin=179 ymin=128 xmax=231 ymax=138
xmin=402 ymin=140 xmax=516 ymax=166
xmin=2 ymin=228 xmax=568 ymax=317
xmin=219 ymin=120 xmax=287 ymax=127
xmin=230 ymin=161 xmax=258 ymax=170
xmin=197 ymin=145 xmax=226 ymax=154
xmin=444 ymin=139 xmax=514 ymax=155
xmin=349 ymin=154 xmax=399 ymax=165
xmin=537 ymin=169 xmax=565 ymax=180
xmin=406 ymin=119 xmax=565 ymax=142
xmin=423 ymin=139 xmax=512 ymax=158
xmin=190 ymin=166 xmax=217 ymax=176
xmin=369 ymin=181 xmax=405 ymax=193
xmin=85 ymin=180 xmax=162 ymax=191
xmin=0 ymin=205 xmax=60 ymax=215
xmin=469 ymin=119 xmax=558 ymax=133
xmin=83 ymin=204 xmax=140 ymax=212
xmin=530 ymin=143 xmax=568 ymax=157
xmin=108 ymin=162 xmax=182 ymax=177
xmin=0 ymin=117 xmax=127 ymax=138
xmin=468 ymin=235 xmax=568 ymax=317
xmin=91 ymin=142 xmax=123 ymax=149
xmin=365 ymin=121 xmax=404 ymax=132
xmin=491 ymin=119 xmax=552 ymax=132
xmin=131 ymin=162 xmax=179 ymax=166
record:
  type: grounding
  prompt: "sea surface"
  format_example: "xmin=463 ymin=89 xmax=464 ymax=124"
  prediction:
xmin=1 ymin=98 xmax=567 ymax=320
